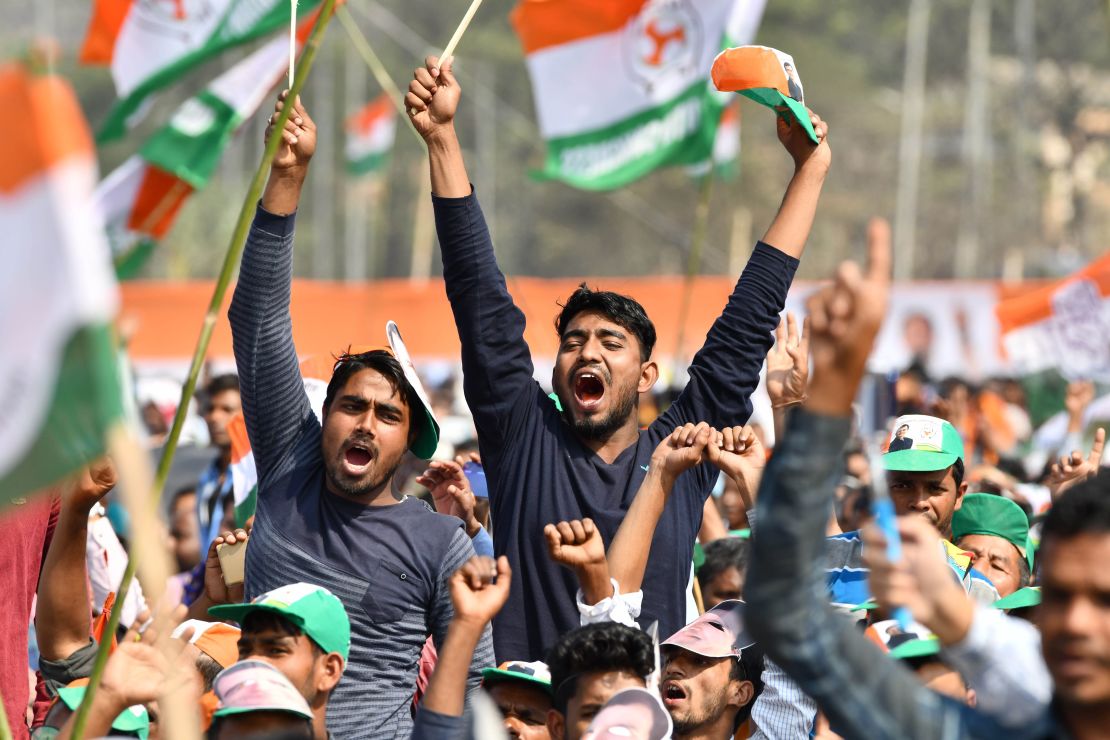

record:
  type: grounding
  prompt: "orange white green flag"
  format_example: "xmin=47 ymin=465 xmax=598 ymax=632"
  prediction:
xmin=996 ymin=253 xmax=1110 ymax=381
xmin=0 ymin=64 xmax=124 ymax=503
xmin=81 ymin=0 xmax=324 ymax=141
xmin=345 ymin=94 xmax=397 ymax=177
xmin=95 ymin=17 xmax=317 ymax=278
xmin=510 ymin=0 xmax=766 ymax=190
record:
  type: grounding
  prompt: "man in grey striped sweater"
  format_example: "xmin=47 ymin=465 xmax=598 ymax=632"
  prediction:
xmin=227 ymin=91 xmax=493 ymax=738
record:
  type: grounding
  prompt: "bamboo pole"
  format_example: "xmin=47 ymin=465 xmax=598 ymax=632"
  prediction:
xmin=336 ymin=5 xmax=423 ymax=145
xmin=69 ymin=2 xmax=338 ymax=736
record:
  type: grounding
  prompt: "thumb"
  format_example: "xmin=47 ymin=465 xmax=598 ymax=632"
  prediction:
xmin=438 ymin=55 xmax=457 ymax=86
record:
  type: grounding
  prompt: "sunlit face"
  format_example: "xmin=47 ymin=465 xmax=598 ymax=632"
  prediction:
xmin=320 ymin=369 xmax=411 ymax=502
xmin=1039 ymin=534 xmax=1110 ymax=708
xmin=488 ymin=681 xmax=552 ymax=739
xmin=237 ymin=628 xmax=322 ymax=705
xmin=204 ymin=389 xmax=242 ymax=450
xmin=719 ymin=479 xmax=748 ymax=530
xmin=551 ymin=312 xmax=655 ymax=442
xmin=660 ymin=648 xmax=747 ymax=737
xmin=550 ymin=670 xmax=645 ymax=740
xmin=888 ymin=467 xmax=966 ymax=537
xmin=958 ymin=533 xmax=1024 ymax=598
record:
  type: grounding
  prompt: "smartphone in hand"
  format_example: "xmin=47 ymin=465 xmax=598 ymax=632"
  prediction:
xmin=216 ymin=540 xmax=247 ymax=586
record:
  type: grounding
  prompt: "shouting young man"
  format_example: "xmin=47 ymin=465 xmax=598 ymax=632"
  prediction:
xmin=228 ymin=93 xmax=493 ymax=738
xmin=406 ymin=55 xmax=831 ymax=660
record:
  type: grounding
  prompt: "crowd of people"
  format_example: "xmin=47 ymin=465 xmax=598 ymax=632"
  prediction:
xmin=4 ymin=54 xmax=1109 ymax=740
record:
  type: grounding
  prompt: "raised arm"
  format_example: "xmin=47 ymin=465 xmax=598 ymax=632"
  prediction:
xmin=228 ymin=92 xmax=313 ymax=481
xmin=657 ymin=111 xmax=829 ymax=437
xmin=405 ymin=57 xmax=536 ymax=452
xmin=36 ymin=460 xmax=116 ymax=664
xmin=608 ymin=423 xmax=712 ymax=593
xmin=746 ymin=220 xmax=978 ymax=738
xmin=415 ymin=555 xmax=510 ymax=738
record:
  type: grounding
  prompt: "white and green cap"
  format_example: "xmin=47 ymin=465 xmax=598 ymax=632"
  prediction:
xmin=883 ymin=415 xmax=964 ymax=473
xmin=386 ymin=320 xmax=440 ymax=460
xmin=56 ymin=685 xmax=149 ymax=739
xmin=209 ymin=583 xmax=351 ymax=661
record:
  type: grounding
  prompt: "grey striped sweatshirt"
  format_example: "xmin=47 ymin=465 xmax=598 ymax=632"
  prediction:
xmin=229 ymin=204 xmax=493 ymax=738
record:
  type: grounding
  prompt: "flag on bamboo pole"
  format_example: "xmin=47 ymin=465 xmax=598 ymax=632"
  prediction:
xmin=227 ymin=357 xmax=329 ymax=526
xmin=94 ymin=16 xmax=319 ymax=278
xmin=0 ymin=64 xmax=124 ymax=503
xmin=996 ymin=252 xmax=1110 ymax=382
xmin=345 ymin=94 xmax=396 ymax=177
xmin=81 ymin=0 xmax=325 ymax=141
xmin=509 ymin=0 xmax=766 ymax=190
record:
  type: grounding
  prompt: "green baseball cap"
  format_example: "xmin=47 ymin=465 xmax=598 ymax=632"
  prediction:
xmin=993 ymin=586 xmax=1041 ymax=611
xmin=56 ymin=686 xmax=149 ymax=739
xmin=209 ymin=583 xmax=351 ymax=660
xmin=889 ymin=636 xmax=942 ymax=661
xmin=952 ymin=493 xmax=1035 ymax=572
xmin=883 ymin=415 xmax=964 ymax=473
xmin=482 ymin=661 xmax=553 ymax=695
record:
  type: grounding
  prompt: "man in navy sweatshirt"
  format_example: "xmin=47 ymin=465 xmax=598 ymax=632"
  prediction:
xmin=405 ymin=55 xmax=831 ymax=661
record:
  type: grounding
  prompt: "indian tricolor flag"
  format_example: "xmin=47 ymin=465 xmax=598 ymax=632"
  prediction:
xmin=510 ymin=0 xmax=766 ymax=190
xmin=996 ymin=252 xmax=1110 ymax=382
xmin=81 ymin=0 xmax=324 ymax=141
xmin=95 ymin=17 xmax=318 ymax=278
xmin=0 ymin=65 xmax=124 ymax=502
xmin=228 ymin=357 xmax=329 ymax=525
xmin=346 ymin=94 xmax=397 ymax=177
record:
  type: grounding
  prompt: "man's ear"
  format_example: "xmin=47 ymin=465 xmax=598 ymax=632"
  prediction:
xmin=953 ymin=479 xmax=969 ymax=511
xmin=638 ymin=360 xmax=660 ymax=394
xmin=317 ymin=653 xmax=345 ymax=693
xmin=729 ymin=679 xmax=754 ymax=710
xmin=547 ymin=708 xmax=565 ymax=740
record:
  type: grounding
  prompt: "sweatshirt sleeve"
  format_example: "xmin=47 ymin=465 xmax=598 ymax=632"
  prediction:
xmin=655 ymin=242 xmax=798 ymax=436
xmin=228 ymin=205 xmax=313 ymax=484
xmin=433 ymin=191 xmax=537 ymax=457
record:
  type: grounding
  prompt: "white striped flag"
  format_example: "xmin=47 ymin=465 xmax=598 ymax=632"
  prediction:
xmin=94 ymin=15 xmax=318 ymax=277
xmin=81 ymin=0 xmax=325 ymax=141
xmin=0 ymin=64 xmax=124 ymax=502
xmin=996 ymin=253 xmax=1110 ymax=381
xmin=509 ymin=0 xmax=766 ymax=190
xmin=345 ymin=94 xmax=397 ymax=177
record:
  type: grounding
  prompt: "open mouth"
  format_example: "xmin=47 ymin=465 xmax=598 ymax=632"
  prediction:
xmin=661 ymin=681 xmax=687 ymax=705
xmin=343 ymin=443 xmax=374 ymax=473
xmin=573 ymin=370 xmax=605 ymax=411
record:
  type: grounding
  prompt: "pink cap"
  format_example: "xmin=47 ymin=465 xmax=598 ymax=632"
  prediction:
xmin=212 ymin=660 xmax=313 ymax=721
xmin=661 ymin=600 xmax=755 ymax=658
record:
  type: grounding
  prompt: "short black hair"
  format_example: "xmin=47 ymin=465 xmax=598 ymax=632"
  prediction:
xmin=730 ymin=642 xmax=765 ymax=727
xmin=323 ymin=349 xmax=422 ymax=442
xmin=546 ymin=622 xmax=654 ymax=713
xmin=698 ymin=538 xmax=749 ymax=592
xmin=555 ymin=284 xmax=657 ymax=362
xmin=207 ymin=718 xmax=313 ymax=740
xmin=952 ymin=458 xmax=965 ymax=489
xmin=1041 ymin=471 xmax=1110 ymax=548
xmin=241 ymin=610 xmax=325 ymax=658
xmin=203 ymin=373 xmax=240 ymax=400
